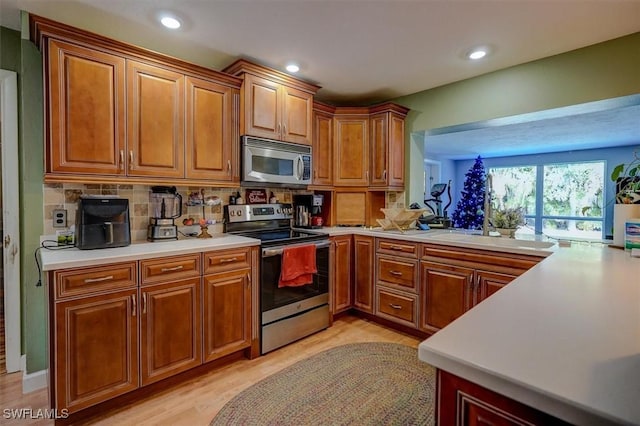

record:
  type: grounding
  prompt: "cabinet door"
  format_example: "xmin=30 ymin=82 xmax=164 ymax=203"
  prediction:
xmin=312 ymin=110 xmax=333 ymax=186
xmin=334 ymin=116 xmax=369 ymax=186
xmin=185 ymin=76 xmax=237 ymax=181
xmin=47 ymin=39 xmax=125 ymax=175
xmin=353 ymin=235 xmax=374 ymax=313
xmin=203 ymin=269 xmax=252 ymax=362
xmin=420 ymin=262 xmax=474 ymax=332
xmin=55 ymin=289 xmax=138 ymax=413
xmin=369 ymin=113 xmax=388 ymax=187
xmin=140 ymin=278 xmax=202 ymax=386
xmin=243 ymin=74 xmax=280 ymax=140
xmin=281 ymin=86 xmax=313 ymax=145
xmin=475 ymin=270 xmax=517 ymax=306
xmin=127 ymin=60 xmax=184 ymax=177
xmin=331 ymin=236 xmax=353 ymax=313
xmin=387 ymin=113 xmax=406 ymax=188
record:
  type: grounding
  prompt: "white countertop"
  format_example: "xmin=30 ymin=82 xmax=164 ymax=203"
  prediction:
xmin=309 ymin=226 xmax=557 ymax=257
xmin=418 ymin=245 xmax=640 ymax=426
xmin=40 ymin=235 xmax=260 ymax=271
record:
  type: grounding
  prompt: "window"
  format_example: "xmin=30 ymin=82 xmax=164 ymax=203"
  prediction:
xmin=489 ymin=161 xmax=605 ymax=240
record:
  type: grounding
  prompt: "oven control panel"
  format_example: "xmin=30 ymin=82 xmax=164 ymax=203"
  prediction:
xmin=225 ymin=203 xmax=293 ymax=223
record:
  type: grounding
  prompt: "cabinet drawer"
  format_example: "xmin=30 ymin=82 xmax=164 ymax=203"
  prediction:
xmin=376 ymin=255 xmax=418 ymax=292
xmin=376 ymin=239 xmax=418 ymax=258
xmin=54 ymin=262 xmax=137 ymax=299
xmin=203 ymin=247 xmax=252 ymax=275
xmin=140 ymin=254 xmax=201 ymax=286
xmin=375 ymin=287 xmax=418 ymax=327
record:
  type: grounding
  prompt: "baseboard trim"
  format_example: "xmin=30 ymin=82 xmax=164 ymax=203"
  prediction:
xmin=21 ymin=355 xmax=48 ymax=394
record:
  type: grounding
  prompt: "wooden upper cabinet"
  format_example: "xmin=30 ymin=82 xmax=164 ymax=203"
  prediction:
xmin=46 ymin=39 xmax=126 ymax=175
xmin=127 ymin=60 xmax=184 ymax=178
xmin=312 ymin=104 xmax=334 ymax=186
xmin=244 ymin=74 xmax=280 ymax=139
xmin=334 ymin=114 xmax=369 ymax=186
xmin=281 ymin=85 xmax=313 ymax=144
xmin=33 ymin=15 xmax=242 ymax=185
xmin=369 ymin=103 xmax=409 ymax=189
xmin=242 ymin=74 xmax=313 ymax=144
xmin=224 ymin=59 xmax=319 ymax=145
xmin=185 ymin=76 xmax=238 ymax=181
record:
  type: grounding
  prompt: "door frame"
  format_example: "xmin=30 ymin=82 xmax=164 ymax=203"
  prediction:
xmin=1 ymin=69 xmax=21 ymax=373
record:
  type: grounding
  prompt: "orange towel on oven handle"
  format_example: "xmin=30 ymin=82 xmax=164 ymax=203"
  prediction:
xmin=278 ymin=244 xmax=317 ymax=288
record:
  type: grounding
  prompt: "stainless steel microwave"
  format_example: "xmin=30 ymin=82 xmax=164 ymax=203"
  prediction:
xmin=242 ymin=136 xmax=312 ymax=186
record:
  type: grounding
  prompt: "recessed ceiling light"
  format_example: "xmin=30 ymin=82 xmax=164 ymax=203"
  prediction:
xmin=465 ymin=46 xmax=491 ymax=61
xmin=468 ymin=49 xmax=487 ymax=60
xmin=285 ymin=63 xmax=300 ymax=73
xmin=160 ymin=16 xmax=181 ymax=29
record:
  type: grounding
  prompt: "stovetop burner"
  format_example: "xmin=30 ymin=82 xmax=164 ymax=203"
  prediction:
xmin=224 ymin=203 xmax=328 ymax=247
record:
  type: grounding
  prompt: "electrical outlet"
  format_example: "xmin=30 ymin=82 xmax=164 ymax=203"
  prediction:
xmin=53 ymin=209 xmax=67 ymax=228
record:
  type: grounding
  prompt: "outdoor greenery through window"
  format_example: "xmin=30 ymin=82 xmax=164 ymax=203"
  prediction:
xmin=489 ymin=161 xmax=605 ymax=240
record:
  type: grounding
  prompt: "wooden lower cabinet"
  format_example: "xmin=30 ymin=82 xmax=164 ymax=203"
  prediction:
xmin=203 ymin=269 xmax=252 ymax=362
xmin=140 ymin=278 xmax=202 ymax=386
xmin=54 ymin=289 xmax=138 ymax=414
xmin=331 ymin=235 xmax=353 ymax=314
xmin=437 ymin=370 xmax=570 ymax=425
xmin=353 ymin=235 xmax=374 ymax=313
xmin=476 ymin=270 xmax=517 ymax=305
xmin=420 ymin=262 xmax=474 ymax=333
xmin=375 ymin=287 xmax=418 ymax=328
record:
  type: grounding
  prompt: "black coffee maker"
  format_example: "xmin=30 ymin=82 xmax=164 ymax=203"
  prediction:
xmin=75 ymin=196 xmax=131 ymax=250
xmin=293 ymin=194 xmax=324 ymax=228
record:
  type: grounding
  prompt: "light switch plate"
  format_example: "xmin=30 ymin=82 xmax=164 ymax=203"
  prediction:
xmin=53 ymin=209 xmax=67 ymax=228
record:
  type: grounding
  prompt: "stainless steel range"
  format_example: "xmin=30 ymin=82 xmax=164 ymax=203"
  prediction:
xmin=224 ymin=203 xmax=330 ymax=354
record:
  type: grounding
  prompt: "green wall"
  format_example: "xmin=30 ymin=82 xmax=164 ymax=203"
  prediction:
xmin=1 ymin=27 xmax=21 ymax=71
xmin=394 ymin=32 xmax=640 ymax=205
xmin=1 ymin=21 xmax=46 ymax=373
xmin=20 ymin=33 xmax=45 ymax=373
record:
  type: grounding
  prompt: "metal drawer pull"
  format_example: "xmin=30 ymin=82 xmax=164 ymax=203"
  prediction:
xmin=389 ymin=303 xmax=402 ymax=310
xmin=129 ymin=150 xmax=134 ymax=169
xmin=142 ymin=293 xmax=147 ymax=314
xmin=389 ymin=245 xmax=405 ymax=250
xmin=227 ymin=160 xmax=231 ymax=175
xmin=84 ymin=275 xmax=114 ymax=283
xmin=132 ymin=294 xmax=137 ymax=317
xmin=161 ymin=265 xmax=184 ymax=272
xmin=119 ymin=150 xmax=124 ymax=170
xmin=246 ymin=273 xmax=251 ymax=287
xmin=219 ymin=257 xmax=238 ymax=263
xmin=389 ymin=270 xmax=402 ymax=276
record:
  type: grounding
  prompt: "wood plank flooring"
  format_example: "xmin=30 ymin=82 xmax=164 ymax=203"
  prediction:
xmin=0 ymin=316 xmax=421 ymax=425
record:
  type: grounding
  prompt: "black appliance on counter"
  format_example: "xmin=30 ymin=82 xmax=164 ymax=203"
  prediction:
xmin=292 ymin=194 xmax=324 ymax=228
xmin=224 ymin=203 xmax=329 ymax=354
xmin=75 ymin=196 xmax=131 ymax=250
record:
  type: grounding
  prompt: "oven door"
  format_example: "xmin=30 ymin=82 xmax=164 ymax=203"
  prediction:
xmin=243 ymin=136 xmax=312 ymax=185
xmin=260 ymin=240 xmax=329 ymax=317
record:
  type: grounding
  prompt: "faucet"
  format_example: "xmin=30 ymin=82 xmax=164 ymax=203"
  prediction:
xmin=482 ymin=174 xmax=493 ymax=236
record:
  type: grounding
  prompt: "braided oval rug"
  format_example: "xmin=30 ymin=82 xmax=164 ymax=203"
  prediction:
xmin=210 ymin=342 xmax=435 ymax=426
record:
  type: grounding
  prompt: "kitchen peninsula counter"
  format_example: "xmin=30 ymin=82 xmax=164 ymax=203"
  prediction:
xmin=419 ymin=244 xmax=640 ymax=425
xmin=39 ymin=235 xmax=260 ymax=271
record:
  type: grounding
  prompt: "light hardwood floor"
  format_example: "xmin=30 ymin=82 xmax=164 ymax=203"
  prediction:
xmin=0 ymin=316 xmax=421 ymax=425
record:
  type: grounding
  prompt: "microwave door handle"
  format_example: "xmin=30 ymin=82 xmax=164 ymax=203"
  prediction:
xmin=296 ymin=156 xmax=303 ymax=180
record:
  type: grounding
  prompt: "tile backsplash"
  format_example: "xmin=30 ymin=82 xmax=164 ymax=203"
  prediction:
xmin=43 ymin=183 xmax=406 ymax=241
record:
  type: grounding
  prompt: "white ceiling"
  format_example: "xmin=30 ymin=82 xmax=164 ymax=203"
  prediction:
xmin=2 ymin=0 xmax=639 ymax=157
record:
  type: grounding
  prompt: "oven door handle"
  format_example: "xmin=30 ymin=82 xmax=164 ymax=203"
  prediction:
xmin=262 ymin=241 xmax=330 ymax=257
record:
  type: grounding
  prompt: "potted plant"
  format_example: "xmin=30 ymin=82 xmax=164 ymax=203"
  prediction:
xmin=611 ymin=147 xmax=640 ymax=204
xmin=492 ymin=207 xmax=525 ymax=238
xmin=610 ymin=147 xmax=640 ymax=247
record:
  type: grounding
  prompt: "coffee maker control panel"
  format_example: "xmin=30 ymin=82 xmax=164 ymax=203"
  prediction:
xmin=225 ymin=203 xmax=293 ymax=223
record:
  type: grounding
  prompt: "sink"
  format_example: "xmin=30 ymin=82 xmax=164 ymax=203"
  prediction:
xmin=428 ymin=232 xmax=556 ymax=251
